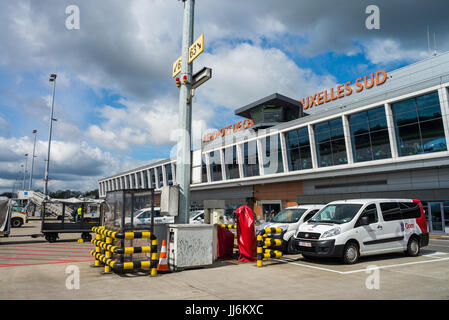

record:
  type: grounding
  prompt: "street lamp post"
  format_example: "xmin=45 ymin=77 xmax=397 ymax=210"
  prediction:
xmin=44 ymin=74 xmax=57 ymax=198
xmin=21 ymin=161 xmax=26 ymax=190
xmin=29 ymin=129 xmax=37 ymax=190
xmin=22 ymin=154 xmax=29 ymax=190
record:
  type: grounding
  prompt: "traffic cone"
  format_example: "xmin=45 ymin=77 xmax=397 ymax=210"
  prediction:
xmin=157 ymin=239 xmax=169 ymax=272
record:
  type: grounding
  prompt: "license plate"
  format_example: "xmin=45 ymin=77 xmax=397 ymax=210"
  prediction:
xmin=299 ymin=241 xmax=312 ymax=247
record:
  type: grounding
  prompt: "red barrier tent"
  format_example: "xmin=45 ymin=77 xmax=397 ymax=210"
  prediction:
xmin=236 ymin=205 xmax=257 ymax=262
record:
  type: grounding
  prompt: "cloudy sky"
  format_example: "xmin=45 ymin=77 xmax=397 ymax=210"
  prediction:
xmin=1 ymin=0 xmax=448 ymax=193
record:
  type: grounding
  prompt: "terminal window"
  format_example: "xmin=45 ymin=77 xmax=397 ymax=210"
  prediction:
xmin=209 ymin=150 xmax=223 ymax=182
xmin=165 ymin=164 xmax=173 ymax=186
xmin=150 ymin=168 xmax=156 ymax=188
xmin=285 ymin=127 xmax=312 ymax=171
xmin=392 ymin=91 xmax=447 ymax=156
xmin=243 ymin=140 xmax=260 ymax=177
xmin=314 ymin=118 xmax=348 ymax=167
xmin=261 ymin=134 xmax=284 ymax=175
xmin=201 ymin=154 xmax=208 ymax=182
xmin=349 ymin=106 xmax=391 ymax=163
xmin=224 ymin=145 xmax=240 ymax=180
xmin=157 ymin=167 xmax=163 ymax=188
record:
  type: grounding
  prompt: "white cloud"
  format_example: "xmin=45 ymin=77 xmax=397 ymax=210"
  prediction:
xmin=199 ymin=43 xmax=337 ymax=109
xmin=0 ymin=136 xmax=119 ymax=193
xmin=362 ymin=38 xmax=428 ymax=65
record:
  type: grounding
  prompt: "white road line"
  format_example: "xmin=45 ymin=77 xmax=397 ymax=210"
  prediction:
xmin=340 ymin=257 xmax=449 ymax=274
xmin=272 ymin=256 xmax=449 ymax=275
xmin=272 ymin=258 xmax=345 ymax=274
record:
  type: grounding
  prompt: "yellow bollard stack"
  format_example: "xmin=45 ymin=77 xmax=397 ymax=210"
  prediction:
xmin=90 ymin=227 xmax=159 ymax=276
xmin=256 ymin=227 xmax=284 ymax=267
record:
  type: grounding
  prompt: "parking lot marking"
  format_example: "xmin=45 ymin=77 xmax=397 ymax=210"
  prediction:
xmin=340 ymin=257 xmax=449 ymax=274
xmin=0 ymin=259 xmax=92 ymax=268
xmin=0 ymin=248 xmax=92 ymax=254
xmin=273 ymin=255 xmax=449 ymax=275
xmin=3 ymin=244 xmax=93 ymax=250
xmin=272 ymin=258 xmax=344 ymax=274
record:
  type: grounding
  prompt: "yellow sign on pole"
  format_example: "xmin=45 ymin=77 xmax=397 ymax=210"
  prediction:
xmin=172 ymin=56 xmax=182 ymax=78
xmin=172 ymin=34 xmax=205 ymax=78
xmin=188 ymin=34 xmax=204 ymax=64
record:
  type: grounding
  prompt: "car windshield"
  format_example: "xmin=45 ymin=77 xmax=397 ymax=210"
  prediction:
xmin=308 ymin=204 xmax=362 ymax=224
xmin=133 ymin=209 xmax=160 ymax=218
xmin=271 ymin=208 xmax=307 ymax=223
xmin=189 ymin=211 xmax=202 ymax=218
xmin=133 ymin=209 xmax=144 ymax=217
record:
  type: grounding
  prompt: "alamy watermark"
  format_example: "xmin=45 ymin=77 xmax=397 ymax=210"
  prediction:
xmin=365 ymin=5 xmax=380 ymax=30
xmin=66 ymin=5 xmax=80 ymax=30
xmin=365 ymin=265 xmax=380 ymax=290
xmin=65 ymin=265 xmax=80 ymax=290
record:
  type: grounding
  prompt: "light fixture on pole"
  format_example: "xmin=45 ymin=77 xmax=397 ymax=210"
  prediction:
xmin=29 ymin=129 xmax=37 ymax=191
xmin=44 ymin=73 xmax=57 ymax=198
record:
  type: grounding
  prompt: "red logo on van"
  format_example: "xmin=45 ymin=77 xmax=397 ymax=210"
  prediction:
xmin=405 ymin=223 xmax=414 ymax=230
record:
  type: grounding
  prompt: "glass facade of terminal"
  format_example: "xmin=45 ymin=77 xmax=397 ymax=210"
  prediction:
xmin=224 ymin=145 xmax=240 ymax=179
xmin=243 ymin=140 xmax=259 ymax=177
xmin=150 ymin=168 xmax=156 ymax=188
xmin=349 ymin=106 xmax=391 ymax=162
xmin=157 ymin=167 xmax=163 ymax=188
xmin=285 ymin=126 xmax=312 ymax=171
xmin=209 ymin=150 xmax=222 ymax=182
xmin=392 ymin=91 xmax=447 ymax=156
xmin=314 ymin=118 xmax=347 ymax=167
xmin=99 ymin=88 xmax=449 ymax=202
xmin=201 ymin=154 xmax=208 ymax=183
xmin=165 ymin=164 xmax=173 ymax=186
xmin=262 ymin=134 xmax=283 ymax=174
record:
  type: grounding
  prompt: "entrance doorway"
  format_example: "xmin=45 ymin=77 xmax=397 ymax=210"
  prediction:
xmin=261 ymin=201 xmax=281 ymax=222
xmin=422 ymin=201 xmax=449 ymax=234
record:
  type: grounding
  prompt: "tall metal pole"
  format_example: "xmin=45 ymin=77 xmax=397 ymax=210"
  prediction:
xmin=175 ymin=0 xmax=194 ymax=224
xmin=22 ymin=159 xmax=27 ymax=190
xmin=44 ymin=74 xmax=57 ymax=198
xmin=29 ymin=129 xmax=37 ymax=190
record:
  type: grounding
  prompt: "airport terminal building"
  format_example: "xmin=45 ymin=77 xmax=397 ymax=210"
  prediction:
xmin=99 ymin=52 xmax=449 ymax=234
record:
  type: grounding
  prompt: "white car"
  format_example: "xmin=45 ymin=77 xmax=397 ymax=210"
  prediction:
xmin=189 ymin=210 xmax=204 ymax=224
xmin=257 ymin=204 xmax=325 ymax=253
xmin=293 ymin=199 xmax=429 ymax=264
xmin=124 ymin=207 xmax=174 ymax=228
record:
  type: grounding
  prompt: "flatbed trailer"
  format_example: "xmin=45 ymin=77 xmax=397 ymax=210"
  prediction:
xmin=40 ymin=198 xmax=105 ymax=242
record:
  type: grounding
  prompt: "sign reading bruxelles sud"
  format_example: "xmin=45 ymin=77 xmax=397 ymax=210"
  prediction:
xmin=300 ymin=70 xmax=388 ymax=110
xmin=203 ymin=119 xmax=255 ymax=143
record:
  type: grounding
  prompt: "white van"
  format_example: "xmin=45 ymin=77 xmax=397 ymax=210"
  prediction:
xmin=293 ymin=199 xmax=429 ymax=264
xmin=257 ymin=204 xmax=325 ymax=253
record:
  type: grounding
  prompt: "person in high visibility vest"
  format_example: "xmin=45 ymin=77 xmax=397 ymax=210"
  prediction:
xmin=77 ymin=206 xmax=82 ymax=222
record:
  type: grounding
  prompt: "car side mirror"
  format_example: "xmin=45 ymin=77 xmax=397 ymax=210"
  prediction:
xmin=360 ymin=216 xmax=369 ymax=226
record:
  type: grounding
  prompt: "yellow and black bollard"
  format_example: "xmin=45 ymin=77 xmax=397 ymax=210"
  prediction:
xmin=256 ymin=227 xmax=284 ymax=267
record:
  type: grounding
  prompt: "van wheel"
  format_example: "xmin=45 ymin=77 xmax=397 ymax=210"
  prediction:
xmin=406 ymin=237 xmax=420 ymax=257
xmin=11 ymin=218 xmax=23 ymax=228
xmin=342 ymin=242 xmax=359 ymax=264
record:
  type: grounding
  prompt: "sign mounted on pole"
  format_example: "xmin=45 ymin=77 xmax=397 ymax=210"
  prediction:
xmin=172 ymin=56 xmax=182 ymax=78
xmin=172 ymin=34 xmax=205 ymax=78
xmin=188 ymin=34 xmax=204 ymax=64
